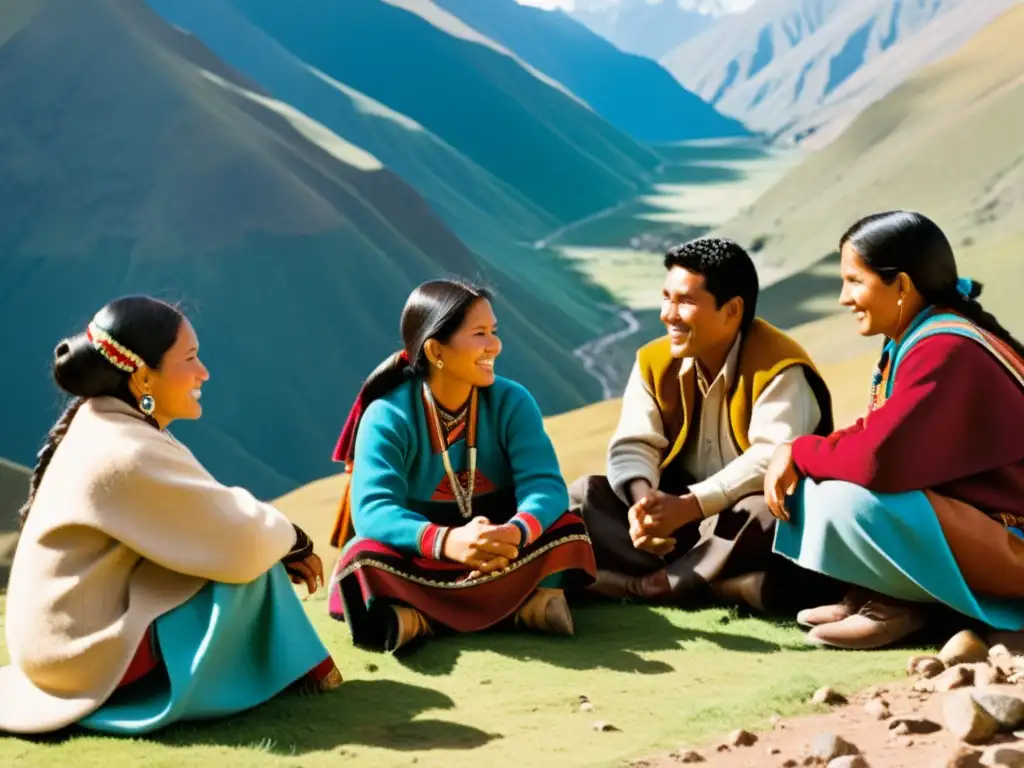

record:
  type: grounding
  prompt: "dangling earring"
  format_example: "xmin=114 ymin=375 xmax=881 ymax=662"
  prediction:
xmin=436 ymin=360 xmax=444 ymax=370
xmin=139 ymin=393 xmax=156 ymax=415
xmin=895 ymin=296 xmax=905 ymax=336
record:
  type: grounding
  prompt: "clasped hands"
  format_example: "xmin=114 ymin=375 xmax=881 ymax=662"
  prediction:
xmin=627 ymin=480 xmax=702 ymax=556
xmin=443 ymin=515 xmax=522 ymax=579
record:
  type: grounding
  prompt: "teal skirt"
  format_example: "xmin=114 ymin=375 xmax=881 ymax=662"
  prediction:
xmin=80 ymin=564 xmax=333 ymax=734
xmin=773 ymin=479 xmax=1024 ymax=630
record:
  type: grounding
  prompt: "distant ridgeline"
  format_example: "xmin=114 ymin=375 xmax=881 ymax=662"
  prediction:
xmin=0 ymin=0 xmax=744 ymax=498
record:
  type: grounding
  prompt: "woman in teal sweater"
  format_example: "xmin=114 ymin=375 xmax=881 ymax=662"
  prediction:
xmin=327 ymin=279 xmax=596 ymax=652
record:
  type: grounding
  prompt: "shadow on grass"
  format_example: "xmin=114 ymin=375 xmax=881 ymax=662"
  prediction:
xmin=397 ymin=603 xmax=788 ymax=677
xmin=9 ymin=679 xmax=497 ymax=755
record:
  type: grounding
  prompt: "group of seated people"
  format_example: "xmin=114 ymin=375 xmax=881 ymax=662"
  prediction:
xmin=2 ymin=210 xmax=1022 ymax=737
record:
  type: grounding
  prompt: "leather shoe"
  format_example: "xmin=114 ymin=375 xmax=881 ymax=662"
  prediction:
xmin=807 ymin=595 xmax=925 ymax=650
xmin=585 ymin=568 xmax=671 ymax=601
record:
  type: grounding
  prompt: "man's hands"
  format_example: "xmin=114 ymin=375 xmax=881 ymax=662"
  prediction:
xmin=627 ymin=488 xmax=702 ymax=555
xmin=443 ymin=516 xmax=522 ymax=578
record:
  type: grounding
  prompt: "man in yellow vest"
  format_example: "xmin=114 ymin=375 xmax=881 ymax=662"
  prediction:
xmin=571 ymin=238 xmax=841 ymax=612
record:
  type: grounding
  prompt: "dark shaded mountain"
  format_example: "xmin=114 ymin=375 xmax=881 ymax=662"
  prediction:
xmin=431 ymin=0 xmax=748 ymax=142
xmin=0 ymin=0 xmax=603 ymax=499
xmin=570 ymin=0 xmax=717 ymax=61
xmin=144 ymin=0 xmax=615 ymax=332
xmin=223 ymin=0 xmax=662 ymax=224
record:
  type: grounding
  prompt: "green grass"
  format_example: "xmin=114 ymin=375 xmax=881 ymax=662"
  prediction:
xmin=0 ymin=593 xmax=919 ymax=767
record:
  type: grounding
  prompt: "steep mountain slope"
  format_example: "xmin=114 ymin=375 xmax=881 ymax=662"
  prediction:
xmin=0 ymin=0 xmax=602 ymax=499
xmin=662 ymin=0 xmax=1020 ymax=143
xmin=227 ymin=0 xmax=662 ymax=224
xmin=571 ymin=0 xmax=717 ymax=65
xmin=0 ymin=459 xmax=28 ymax=588
xmin=720 ymin=4 xmax=1024 ymax=309
xmin=432 ymin=0 xmax=749 ymax=142
xmin=145 ymin=0 xmax=612 ymax=330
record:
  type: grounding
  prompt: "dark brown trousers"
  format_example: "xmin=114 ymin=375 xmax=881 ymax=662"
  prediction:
xmin=570 ymin=474 xmax=843 ymax=615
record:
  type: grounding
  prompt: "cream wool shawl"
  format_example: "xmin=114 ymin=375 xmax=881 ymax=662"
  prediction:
xmin=0 ymin=397 xmax=297 ymax=734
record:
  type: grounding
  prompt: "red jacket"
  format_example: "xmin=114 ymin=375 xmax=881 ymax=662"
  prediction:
xmin=792 ymin=334 xmax=1024 ymax=520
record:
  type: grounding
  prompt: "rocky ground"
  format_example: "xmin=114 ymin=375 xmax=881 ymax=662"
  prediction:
xmin=622 ymin=631 xmax=1024 ymax=768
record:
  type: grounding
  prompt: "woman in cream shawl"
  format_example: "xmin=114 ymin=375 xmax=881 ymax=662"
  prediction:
xmin=0 ymin=296 xmax=341 ymax=736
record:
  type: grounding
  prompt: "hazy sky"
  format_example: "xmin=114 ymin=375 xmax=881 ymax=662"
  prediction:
xmin=514 ymin=0 xmax=758 ymax=12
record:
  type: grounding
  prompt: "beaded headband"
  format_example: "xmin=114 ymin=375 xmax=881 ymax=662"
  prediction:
xmin=86 ymin=321 xmax=145 ymax=373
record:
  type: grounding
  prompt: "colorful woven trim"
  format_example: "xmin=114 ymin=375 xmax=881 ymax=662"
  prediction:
xmin=418 ymin=523 xmax=449 ymax=560
xmin=86 ymin=321 xmax=144 ymax=373
xmin=511 ymin=511 xmax=543 ymax=546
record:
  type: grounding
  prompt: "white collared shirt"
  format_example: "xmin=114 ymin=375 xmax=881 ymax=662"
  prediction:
xmin=607 ymin=333 xmax=822 ymax=517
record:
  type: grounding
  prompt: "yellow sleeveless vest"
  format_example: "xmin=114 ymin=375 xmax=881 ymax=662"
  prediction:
xmin=637 ymin=318 xmax=834 ymax=470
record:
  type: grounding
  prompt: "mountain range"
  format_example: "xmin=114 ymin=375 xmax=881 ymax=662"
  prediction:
xmin=0 ymin=0 xmax=631 ymax=498
xmin=661 ymin=0 xmax=1022 ymax=144
xmin=432 ymin=0 xmax=749 ymax=141
xmin=718 ymin=3 xmax=1024 ymax=303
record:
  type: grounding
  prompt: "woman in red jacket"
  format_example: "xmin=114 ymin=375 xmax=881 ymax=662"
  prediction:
xmin=765 ymin=211 xmax=1024 ymax=650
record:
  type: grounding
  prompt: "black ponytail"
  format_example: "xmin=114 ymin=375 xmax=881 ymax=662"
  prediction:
xmin=841 ymin=211 xmax=1024 ymax=358
xmin=942 ymin=280 xmax=1024 ymax=359
xmin=19 ymin=296 xmax=183 ymax=525
xmin=18 ymin=398 xmax=85 ymax=527
xmin=360 ymin=279 xmax=492 ymax=411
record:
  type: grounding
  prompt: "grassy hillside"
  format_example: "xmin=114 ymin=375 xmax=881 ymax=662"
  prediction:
xmin=431 ymin=0 xmax=749 ymax=142
xmin=226 ymin=0 xmax=664 ymax=224
xmin=143 ymin=0 xmax=616 ymax=332
xmin=716 ymin=2 xmax=1024 ymax=324
xmin=662 ymin=0 xmax=1019 ymax=143
xmin=0 ymin=459 xmax=28 ymax=588
xmin=0 ymin=0 xmax=604 ymax=500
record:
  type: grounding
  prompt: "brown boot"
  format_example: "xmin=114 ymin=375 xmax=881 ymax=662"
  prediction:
xmin=711 ymin=571 xmax=766 ymax=612
xmin=796 ymin=587 xmax=870 ymax=627
xmin=385 ymin=605 xmax=433 ymax=652
xmin=515 ymin=588 xmax=574 ymax=636
xmin=584 ymin=568 xmax=671 ymax=601
xmin=807 ymin=594 xmax=925 ymax=650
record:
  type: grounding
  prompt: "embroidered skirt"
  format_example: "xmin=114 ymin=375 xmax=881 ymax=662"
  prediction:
xmin=774 ymin=479 xmax=1024 ymax=630
xmin=79 ymin=564 xmax=340 ymax=735
xmin=329 ymin=512 xmax=596 ymax=649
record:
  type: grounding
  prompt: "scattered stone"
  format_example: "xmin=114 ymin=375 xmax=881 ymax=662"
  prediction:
xmin=941 ymin=630 xmax=990 ymax=667
xmin=888 ymin=717 xmax=941 ymax=734
xmin=943 ymin=690 xmax=1000 ymax=744
xmin=988 ymin=632 xmax=1024 ymax=657
xmin=908 ymin=654 xmax=945 ymax=677
xmin=670 ymin=749 xmax=705 ymax=764
xmin=896 ymin=737 xmax=915 ymax=747
xmin=580 ymin=702 xmax=594 ymax=713
xmin=364 ymin=662 xmax=379 ymax=673
xmin=768 ymin=747 xmax=782 ymax=755
xmin=714 ymin=743 xmax=730 ymax=753
xmin=809 ymin=733 xmax=860 ymax=762
xmin=726 ymin=729 xmax=757 ymax=747
xmin=935 ymin=665 xmax=976 ymax=691
xmin=980 ymin=745 xmax=1024 ymax=767
xmin=781 ymin=760 xmax=798 ymax=768
xmin=914 ymin=678 xmax=937 ymax=693
xmin=811 ymin=688 xmax=848 ymax=706
xmin=592 ymin=721 xmax=618 ymax=732
xmin=972 ymin=691 xmax=1024 ymax=730
xmin=944 ymin=745 xmax=984 ymax=767
xmin=826 ymin=757 xmax=869 ymax=768
xmin=974 ymin=664 xmax=1007 ymax=688
xmin=865 ymin=686 xmax=889 ymax=698
xmin=480 ymin=678 xmax=492 ymax=685
xmin=864 ymin=698 xmax=891 ymax=720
